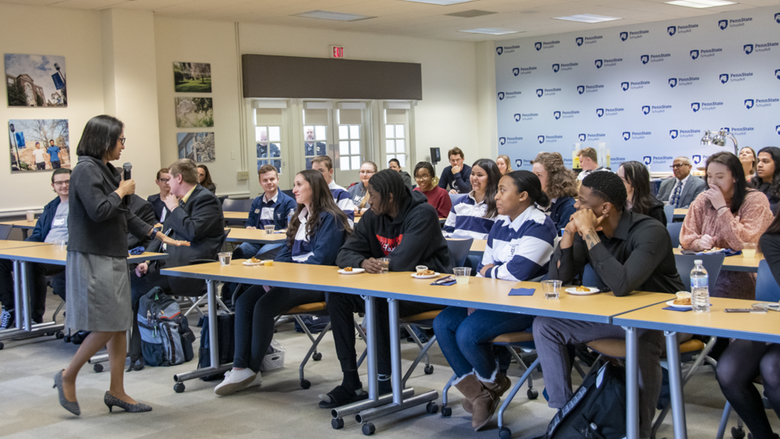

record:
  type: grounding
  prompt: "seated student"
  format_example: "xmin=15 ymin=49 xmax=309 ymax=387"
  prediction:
xmin=232 ymin=165 xmax=297 ymax=260
xmin=716 ymin=214 xmax=780 ymax=439
xmin=433 ymin=170 xmax=556 ymax=431
xmin=321 ymin=169 xmax=451 ymax=408
xmin=310 ymin=155 xmax=356 ymax=225
xmin=680 ymin=152 xmax=773 ymax=299
xmin=388 ymin=158 xmax=412 ymax=190
xmin=739 ymin=146 xmax=757 ymax=182
xmin=214 ymin=170 xmax=351 ymax=395
xmin=147 ymin=168 xmax=171 ymax=223
xmin=0 ymin=168 xmax=71 ymax=328
xmin=414 ymin=161 xmax=452 ymax=218
xmin=618 ymin=161 xmax=667 ymax=224
xmin=348 ymin=161 xmax=377 ymax=216
xmin=533 ymin=171 xmax=685 ymax=439
xmin=496 ymin=155 xmax=513 ymax=176
xmin=532 ymin=152 xmax=577 ymax=231
xmin=750 ymin=146 xmax=780 ymax=213
xmin=575 ymin=147 xmax=606 ymax=181
xmin=439 ymin=147 xmax=472 ymax=194
xmin=197 ymin=164 xmax=217 ymax=194
xmin=656 ymin=156 xmax=707 ymax=209
xmin=443 ymin=158 xmax=501 ymax=240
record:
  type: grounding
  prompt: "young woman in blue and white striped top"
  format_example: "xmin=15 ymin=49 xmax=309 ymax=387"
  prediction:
xmin=433 ymin=171 xmax=557 ymax=431
xmin=443 ymin=158 xmax=503 ymax=240
xmin=215 ymin=170 xmax=351 ymax=396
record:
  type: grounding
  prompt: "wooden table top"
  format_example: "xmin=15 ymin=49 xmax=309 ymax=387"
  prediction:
xmin=223 ymin=211 xmax=249 ymax=220
xmin=0 ymin=220 xmax=37 ymax=229
xmin=673 ymin=208 xmax=688 ymax=217
xmin=161 ymin=261 xmax=670 ymax=323
xmin=673 ymin=248 xmax=761 ymax=272
xmin=0 ymin=244 xmax=167 ymax=265
xmin=225 ymin=227 xmax=287 ymax=243
xmin=0 ymin=240 xmax=52 ymax=250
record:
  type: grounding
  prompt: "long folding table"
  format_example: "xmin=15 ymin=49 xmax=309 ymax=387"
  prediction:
xmin=0 ymin=220 xmax=37 ymax=239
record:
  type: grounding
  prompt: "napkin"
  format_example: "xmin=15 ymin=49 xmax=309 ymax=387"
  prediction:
xmin=662 ymin=306 xmax=691 ymax=312
xmin=509 ymin=288 xmax=535 ymax=296
xmin=431 ymin=276 xmax=456 ymax=286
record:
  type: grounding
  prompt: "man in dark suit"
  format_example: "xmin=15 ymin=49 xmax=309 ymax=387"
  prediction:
xmin=304 ymin=126 xmax=326 ymax=158
xmin=146 ymin=167 xmax=171 ymax=222
xmin=656 ymin=156 xmax=708 ymax=208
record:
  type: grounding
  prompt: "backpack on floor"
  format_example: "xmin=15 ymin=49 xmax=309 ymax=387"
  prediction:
xmin=294 ymin=314 xmax=330 ymax=334
xmin=536 ymin=362 xmax=627 ymax=439
xmin=137 ymin=287 xmax=195 ymax=367
xmin=197 ymin=311 xmax=236 ymax=381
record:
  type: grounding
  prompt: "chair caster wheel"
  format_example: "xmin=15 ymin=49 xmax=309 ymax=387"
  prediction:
xmin=426 ymin=401 xmax=438 ymax=414
xmin=527 ymin=388 xmax=539 ymax=400
xmin=64 ymin=335 xmax=71 ymax=343
xmin=362 ymin=422 xmax=376 ymax=436
xmin=301 ymin=379 xmax=311 ymax=389
xmin=731 ymin=426 xmax=745 ymax=439
xmin=441 ymin=406 xmax=452 ymax=417
xmin=499 ymin=426 xmax=512 ymax=439
xmin=0 ymin=341 xmax=4 ymax=350
xmin=93 ymin=363 xmax=104 ymax=373
xmin=424 ymin=365 xmax=434 ymax=374
xmin=174 ymin=382 xmax=185 ymax=393
xmin=55 ymin=331 xmax=64 ymax=339
xmin=313 ymin=352 xmax=322 ymax=361
xmin=332 ymin=417 xmax=344 ymax=430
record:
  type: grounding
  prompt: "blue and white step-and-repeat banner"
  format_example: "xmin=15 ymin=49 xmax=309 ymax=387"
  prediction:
xmin=495 ymin=6 xmax=780 ymax=173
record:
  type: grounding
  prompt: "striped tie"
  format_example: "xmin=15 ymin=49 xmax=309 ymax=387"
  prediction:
xmin=670 ymin=181 xmax=682 ymax=208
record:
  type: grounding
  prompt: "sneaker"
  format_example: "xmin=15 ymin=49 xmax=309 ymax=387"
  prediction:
xmin=0 ymin=308 xmax=13 ymax=329
xmin=214 ymin=368 xmax=260 ymax=396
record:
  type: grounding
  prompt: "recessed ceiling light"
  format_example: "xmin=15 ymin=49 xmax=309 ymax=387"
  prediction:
xmin=404 ymin=0 xmax=475 ymax=5
xmin=665 ymin=0 xmax=736 ymax=8
xmin=292 ymin=10 xmax=375 ymax=22
xmin=459 ymin=28 xmax=520 ymax=35
xmin=553 ymin=14 xmax=622 ymax=24
xmin=445 ymin=10 xmax=496 ymax=18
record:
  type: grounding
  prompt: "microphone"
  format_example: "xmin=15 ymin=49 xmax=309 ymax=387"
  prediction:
xmin=122 ymin=162 xmax=132 ymax=207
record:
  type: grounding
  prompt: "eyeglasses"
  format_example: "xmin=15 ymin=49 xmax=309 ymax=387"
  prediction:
xmin=53 ymin=180 xmax=70 ymax=186
xmin=670 ymin=164 xmax=690 ymax=169
xmin=415 ymin=175 xmax=431 ymax=181
xmin=158 ymin=178 xmax=170 ymax=183
xmin=119 ymin=137 xmax=126 ymax=145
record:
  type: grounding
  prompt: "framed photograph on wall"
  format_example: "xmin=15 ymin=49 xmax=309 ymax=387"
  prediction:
xmin=5 ymin=54 xmax=67 ymax=107
xmin=173 ymin=62 xmax=211 ymax=93
xmin=177 ymin=132 xmax=215 ymax=162
xmin=8 ymin=119 xmax=70 ymax=172
xmin=175 ymin=97 xmax=213 ymax=128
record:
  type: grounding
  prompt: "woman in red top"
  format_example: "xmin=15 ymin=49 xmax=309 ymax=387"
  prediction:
xmin=413 ymin=161 xmax=452 ymax=218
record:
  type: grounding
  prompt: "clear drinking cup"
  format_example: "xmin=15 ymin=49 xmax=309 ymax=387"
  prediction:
xmin=264 ymin=225 xmax=275 ymax=235
xmin=218 ymin=252 xmax=232 ymax=265
xmin=378 ymin=258 xmax=390 ymax=273
xmin=742 ymin=242 xmax=757 ymax=258
xmin=453 ymin=267 xmax=471 ymax=284
xmin=542 ymin=280 xmax=562 ymax=299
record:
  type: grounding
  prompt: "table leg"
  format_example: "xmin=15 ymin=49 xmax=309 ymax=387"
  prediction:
xmin=13 ymin=260 xmax=23 ymax=331
xmin=365 ymin=295 xmax=378 ymax=401
xmin=388 ymin=298 xmax=403 ymax=405
xmin=624 ymin=326 xmax=639 ymax=439
xmin=20 ymin=261 xmax=32 ymax=331
xmin=665 ymin=330 xmax=688 ymax=439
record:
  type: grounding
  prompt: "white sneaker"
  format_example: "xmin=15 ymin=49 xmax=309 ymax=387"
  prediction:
xmin=214 ymin=368 xmax=260 ymax=396
xmin=0 ymin=308 xmax=13 ymax=330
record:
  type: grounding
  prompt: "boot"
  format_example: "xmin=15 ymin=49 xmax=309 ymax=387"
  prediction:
xmin=462 ymin=372 xmax=511 ymax=414
xmin=453 ymin=374 xmax=500 ymax=431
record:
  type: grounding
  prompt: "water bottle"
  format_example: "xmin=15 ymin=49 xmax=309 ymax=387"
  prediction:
xmin=690 ymin=260 xmax=710 ymax=313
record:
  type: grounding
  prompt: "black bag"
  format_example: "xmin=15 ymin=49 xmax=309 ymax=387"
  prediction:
xmin=536 ymin=362 xmax=626 ymax=439
xmin=294 ymin=314 xmax=330 ymax=334
xmin=197 ymin=312 xmax=235 ymax=381
xmin=137 ymin=287 xmax=195 ymax=367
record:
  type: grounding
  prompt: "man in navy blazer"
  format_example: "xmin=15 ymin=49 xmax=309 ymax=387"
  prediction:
xmin=655 ymin=156 xmax=708 ymax=208
xmin=146 ymin=167 xmax=171 ymax=222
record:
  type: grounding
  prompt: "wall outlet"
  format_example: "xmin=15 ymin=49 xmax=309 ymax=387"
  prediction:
xmin=237 ymin=171 xmax=249 ymax=180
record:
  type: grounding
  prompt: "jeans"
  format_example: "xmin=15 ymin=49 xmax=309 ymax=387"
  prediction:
xmin=433 ymin=306 xmax=534 ymax=380
xmin=232 ymin=242 xmax=284 ymax=261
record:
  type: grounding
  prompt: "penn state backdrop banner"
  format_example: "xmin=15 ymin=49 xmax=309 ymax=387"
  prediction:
xmin=495 ymin=6 xmax=780 ymax=172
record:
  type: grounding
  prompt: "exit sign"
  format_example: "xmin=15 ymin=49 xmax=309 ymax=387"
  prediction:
xmin=331 ymin=46 xmax=344 ymax=58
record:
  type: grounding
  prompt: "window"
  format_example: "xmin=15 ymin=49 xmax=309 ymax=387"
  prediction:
xmin=384 ymin=108 xmax=409 ymax=168
xmin=254 ymin=108 xmax=284 ymax=174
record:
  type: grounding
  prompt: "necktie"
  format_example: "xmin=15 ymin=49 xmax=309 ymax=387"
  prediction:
xmin=670 ymin=180 xmax=682 ymax=208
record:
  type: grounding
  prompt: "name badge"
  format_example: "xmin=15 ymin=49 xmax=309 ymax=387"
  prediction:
xmin=53 ymin=218 xmax=66 ymax=226
xmin=255 ymin=209 xmax=260 ymax=214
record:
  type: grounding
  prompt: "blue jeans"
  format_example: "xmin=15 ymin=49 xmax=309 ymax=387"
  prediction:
xmin=433 ymin=306 xmax=534 ymax=380
xmin=232 ymin=242 xmax=284 ymax=260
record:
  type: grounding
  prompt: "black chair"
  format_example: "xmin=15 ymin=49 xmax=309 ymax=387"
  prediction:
xmin=281 ymin=189 xmax=294 ymax=199
xmin=0 ymin=224 xmax=12 ymax=240
xmin=222 ymin=198 xmax=253 ymax=227
xmin=667 ymin=222 xmax=683 ymax=248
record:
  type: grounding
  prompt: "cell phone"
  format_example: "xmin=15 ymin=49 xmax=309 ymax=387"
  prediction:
xmin=724 ymin=308 xmax=755 ymax=313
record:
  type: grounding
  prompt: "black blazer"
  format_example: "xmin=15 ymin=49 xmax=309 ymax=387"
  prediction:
xmin=128 ymin=195 xmax=157 ymax=249
xmin=146 ymin=193 xmax=169 ymax=222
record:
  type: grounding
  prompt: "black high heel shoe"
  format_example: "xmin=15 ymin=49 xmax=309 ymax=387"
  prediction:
xmin=53 ymin=370 xmax=80 ymax=416
xmin=103 ymin=392 xmax=152 ymax=413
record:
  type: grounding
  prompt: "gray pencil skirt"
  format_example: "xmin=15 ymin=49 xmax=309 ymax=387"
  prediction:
xmin=65 ymin=251 xmax=132 ymax=333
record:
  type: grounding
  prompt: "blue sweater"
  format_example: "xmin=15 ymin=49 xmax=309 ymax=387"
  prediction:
xmin=247 ymin=190 xmax=297 ymax=230
xmin=27 ymin=196 xmax=60 ymax=242
xmin=548 ymin=196 xmax=576 ymax=232
xmin=276 ymin=210 xmax=348 ymax=266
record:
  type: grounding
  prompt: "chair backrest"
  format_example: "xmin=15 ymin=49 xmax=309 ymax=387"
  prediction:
xmin=222 ymin=198 xmax=252 ymax=212
xmin=756 ymin=259 xmax=780 ymax=302
xmin=663 ymin=204 xmax=675 ymax=223
xmin=446 ymin=238 xmax=473 ymax=268
xmin=666 ymin=222 xmax=683 ymax=249
xmin=281 ymin=189 xmax=294 ymax=199
xmin=448 ymin=193 xmax=462 ymax=206
xmin=0 ymin=224 xmax=12 ymax=240
xmin=674 ymin=253 xmax=725 ymax=291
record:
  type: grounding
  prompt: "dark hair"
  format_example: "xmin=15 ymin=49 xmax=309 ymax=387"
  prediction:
xmin=388 ymin=158 xmax=401 ymax=167
xmin=51 ymin=167 xmax=71 ymax=183
xmin=413 ymin=161 xmax=435 ymax=188
xmin=582 ymin=171 xmax=627 ymax=211
xmin=620 ymin=161 xmax=656 ymax=216
xmin=311 ymin=155 xmax=333 ymax=170
xmin=707 ymin=152 xmax=748 ymax=215
xmin=368 ymin=169 xmax=410 ymax=215
xmin=750 ymin=147 xmax=780 ymax=202
xmin=471 ymin=158 xmax=502 ymax=218
xmin=532 ymin=152 xmax=577 ymax=199
xmin=448 ymin=147 xmax=464 ymax=160
xmin=258 ymin=164 xmax=278 ymax=177
xmin=76 ymin=115 xmax=123 ymax=160
xmin=170 ymin=159 xmax=199 ymax=185
xmin=156 ymin=167 xmax=169 ymax=180
xmin=287 ymin=170 xmax=352 ymax=248
xmin=504 ymin=170 xmax=549 ymax=207
xmin=197 ymin=164 xmax=214 ymax=187
xmin=740 ymin=147 xmax=757 ymax=175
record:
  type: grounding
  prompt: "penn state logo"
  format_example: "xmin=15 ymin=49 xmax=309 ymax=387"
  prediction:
xmin=642 ymin=105 xmax=650 ymax=115
xmin=670 ymin=130 xmax=679 ymax=139
xmin=536 ymin=89 xmax=544 ymax=97
xmin=720 ymin=74 xmax=729 ymax=84
xmin=721 ymin=127 xmax=730 ymax=133
xmin=538 ymin=135 xmax=545 ymax=144
xmin=744 ymin=44 xmax=754 ymax=55
xmin=577 ymin=85 xmax=585 ymax=94
xmin=719 ymin=19 xmax=728 ymax=30
xmin=512 ymin=67 xmax=520 ymax=76
xmin=643 ymin=156 xmax=652 ymax=164
xmin=641 ymin=55 xmax=649 ymax=64
xmin=775 ymin=13 xmax=780 ymax=23
xmin=553 ymin=63 xmax=560 ymax=72
xmin=553 ymin=111 xmax=561 ymax=120
xmin=776 ymin=69 xmax=780 ymax=79
xmin=578 ymin=133 xmax=586 ymax=142
xmin=620 ymin=32 xmax=628 ymax=41
xmin=668 ymin=26 xmax=676 ymax=36
xmin=669 ymin=78 xmax=677 ymax=88
xmin=623 ymin=132 xmax=631 ymax=141
xmin=514 ymin=113 xmax=521 ymax=122
xmin=499 ymin=137 xmax=507 ymax=145
xmin=595 ymin=59 xmax=603 ymax=69
xmin=692 ymin=155 xmax=702 ymax=165
xmin=776 ymin=125 xmax=780 ymax=135
xmin=496 ymin=46 xmax=504 ymax=55
xmin=515 ymin=159 xmax=523 ymax=168
xmin=745 ymin=99 xmax=754 ymax=109
xmin=691 ymin=102 xmax=701 ymax=112
xmin=621 ymin=82 xmax=629 ymax=91
xmin=576 ymin=37 xmax=584 ymax=46
xmin=498 ymin=92 xmax=505 ymax=100
xmin=690 ymin=50 xmax=700 ymax=60
xmin=596 ymin=108 xmax=605 ymax=118
xmin=535 ymin=42 xmax=542 ymax=51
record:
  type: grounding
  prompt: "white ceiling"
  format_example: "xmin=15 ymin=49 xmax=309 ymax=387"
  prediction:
xmin=4 ymin=0 xmax=780 ymax=41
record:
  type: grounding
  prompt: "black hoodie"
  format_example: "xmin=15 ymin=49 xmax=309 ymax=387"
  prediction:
xmin=336 ymin=189 xmax=453 ymax=274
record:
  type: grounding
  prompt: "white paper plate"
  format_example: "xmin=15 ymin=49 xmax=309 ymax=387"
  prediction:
xmin=243 ymin=259 xmax=271 ymax=266
xmin=338 ymin=268 xmax=366 ymax=275
xmin=666 ymin=300 xmax=692 ymax=310
xmin=565 ymin=287 xmax=600 ymax=296
xmin=411 ymin=272 xmax=440 ymax=279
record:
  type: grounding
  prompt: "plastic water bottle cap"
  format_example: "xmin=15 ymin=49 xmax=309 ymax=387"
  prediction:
xmin=694 ymin=259 xmax=702 ymax=265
